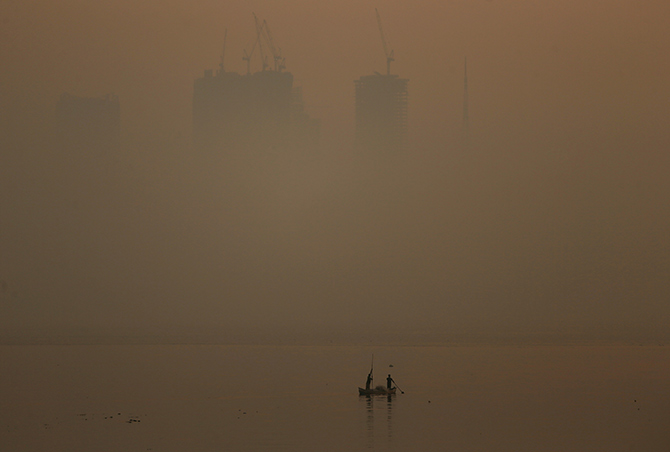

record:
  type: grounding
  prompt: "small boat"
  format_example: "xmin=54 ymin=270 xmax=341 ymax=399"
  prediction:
xmin=358 ymin=354 xmax=400 ymax=395
xmin=358 ymin=386 xmax=397 ymax=396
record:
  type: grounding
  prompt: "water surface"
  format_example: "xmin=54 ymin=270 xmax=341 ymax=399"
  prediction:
xmin=2 ymin=344 xmax=668 ymax=451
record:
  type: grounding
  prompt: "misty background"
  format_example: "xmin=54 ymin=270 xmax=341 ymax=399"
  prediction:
xmin=1 ymin=0 xmax=668 ymax=342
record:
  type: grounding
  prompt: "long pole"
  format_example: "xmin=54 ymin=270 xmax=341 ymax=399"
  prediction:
xmin=370 ymin=354 xmax=374 ymax=386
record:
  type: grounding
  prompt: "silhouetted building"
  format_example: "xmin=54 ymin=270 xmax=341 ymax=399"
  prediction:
xmin=55 ymin=93 xmax=120 ymax=149
xmin=192 ymin=68 xmax=319 ymax=153
xmin=355 ymin=74 xmax=408 ymax=153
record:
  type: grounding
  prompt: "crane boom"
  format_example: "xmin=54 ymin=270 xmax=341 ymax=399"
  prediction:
xmin=241 ymin=15 xmax=287 ymax=75
xmin=375 ymin=8 xmax=394 ymax=75
xmin=243 ymin=24 xmax=261 ymax=75
xmin=253 ymin=13 xmax=268 ymax=71
xmin=262 ymin=20 xmax=284 ymax=71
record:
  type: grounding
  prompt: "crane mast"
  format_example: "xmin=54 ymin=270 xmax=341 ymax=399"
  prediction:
xmin=243 ymin=26 xmax=260 ymax=75
xmin=261 ymin=20 xmax=284 ymax=72
xmin=253 ymin=13 xmax=269 ymax=71
xmin=240 ymin=15 xmax=287 ymax=75
xmin=375 ymin=8 xmax=394 ymax=75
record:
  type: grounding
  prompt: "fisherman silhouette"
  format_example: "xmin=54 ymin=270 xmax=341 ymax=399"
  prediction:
xmin=365 ymin=371 xmax=373 ymax=390
xmin=386 ymin=374 xmax=395 ymax=390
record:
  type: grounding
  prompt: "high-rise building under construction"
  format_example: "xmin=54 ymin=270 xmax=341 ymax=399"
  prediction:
xmin=192 ymin=18 xmax=318 ymax=154
xmin=354 ymin=9 xmax=408 ymax=153
xmin=355 ymin=74 xmax=408 ymax=152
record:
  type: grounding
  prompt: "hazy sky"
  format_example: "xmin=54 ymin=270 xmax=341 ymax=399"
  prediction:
xmin=1 ymin=0 xmax=669 ymax=339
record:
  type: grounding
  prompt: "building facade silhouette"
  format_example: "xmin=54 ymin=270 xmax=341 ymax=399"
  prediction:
xmin=354 ymin=74 xmax=408 ymax=153
xmin=192 ymin=69 xmax=318 ymax=153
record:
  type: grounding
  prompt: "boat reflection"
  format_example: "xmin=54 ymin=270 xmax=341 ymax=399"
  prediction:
xmin=361 ymin=393 xmax=395 ymax=446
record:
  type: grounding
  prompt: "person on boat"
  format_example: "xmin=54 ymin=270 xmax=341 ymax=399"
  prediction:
xmin=365 ymin=370 xmax=373 ymax=390
xmin=386 ymin=374 xmax=395 ymax=390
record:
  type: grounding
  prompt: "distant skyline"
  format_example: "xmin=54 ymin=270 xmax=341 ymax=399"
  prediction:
xmin=1 ymin=0 xmax=669 ymax=341
xmin=1 ymin=1 xmax=668 ymax=147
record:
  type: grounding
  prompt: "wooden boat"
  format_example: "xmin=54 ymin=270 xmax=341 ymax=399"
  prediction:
xmin=359 ymin=386 xmax=397 ymax=396
xmin=359 ymin=354 xmax=402 ymax=395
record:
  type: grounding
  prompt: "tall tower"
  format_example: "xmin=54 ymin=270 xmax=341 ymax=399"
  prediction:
xmin=354 ymin=10 xmax=408 ymax=153
xmin=192 ymin=17 xmax=318 ymax=153
xmin=463 ymin=57 xmax=470 ymax=149
xmin=355 ymin=74 xmax=408 ymax=153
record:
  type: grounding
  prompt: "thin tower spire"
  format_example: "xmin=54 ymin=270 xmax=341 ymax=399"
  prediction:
xmin=463 ymin=56 xmax=470 ymax=149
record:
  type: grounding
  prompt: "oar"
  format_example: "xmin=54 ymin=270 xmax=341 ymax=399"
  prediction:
xmin=394 ymin=382 xmax=405 ymax=394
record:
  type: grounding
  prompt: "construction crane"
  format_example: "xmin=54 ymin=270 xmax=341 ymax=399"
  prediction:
xmin=242 ymin=15 xmax=286 ymax=74
xmin=375 ymin=8 xmax=394 ymax=75
xmin=242 ymin=48 xmax=252 ymax=75
xmin=261 ymin=19 xmax=285 ymax=72
xmin=253 ymin=13 xmax=269 ymax=71
xmin=242 ymin=28 xmax=260 ymax=75
xmin=242 ymin=16 xmax=264 ymax=75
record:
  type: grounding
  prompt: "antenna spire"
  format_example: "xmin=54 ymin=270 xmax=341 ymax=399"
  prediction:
xmin=463 ymin=56 xmax=470 ymax=149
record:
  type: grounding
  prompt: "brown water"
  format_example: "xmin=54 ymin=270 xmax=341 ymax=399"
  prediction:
xmin=2 ymin=344 xmax=669 ymax=451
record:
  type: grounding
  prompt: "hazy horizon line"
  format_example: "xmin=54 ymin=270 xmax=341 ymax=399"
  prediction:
xmin=2 ymin=326 xmax=667 ymax=347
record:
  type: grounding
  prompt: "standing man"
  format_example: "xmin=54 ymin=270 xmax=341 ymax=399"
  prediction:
xmin=386 ymin=374 xmax=395 ymax=390
xmin=365 ymin=370 xmax=373 ymax=390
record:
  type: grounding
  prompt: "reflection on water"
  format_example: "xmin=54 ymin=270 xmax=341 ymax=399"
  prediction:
xmin=387 ymin=394 xmax=393 ymax=439
xmin=362 ymin=393 xmax=395 ymax=448
xmin=364 ymin=395 xmax=374 ymax=448
xmin=2 ymin=345 xmax=670 ymax=451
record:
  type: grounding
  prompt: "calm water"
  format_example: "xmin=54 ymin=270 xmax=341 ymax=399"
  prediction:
xmin=2 ymin=344 xmax=669 ymax=451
